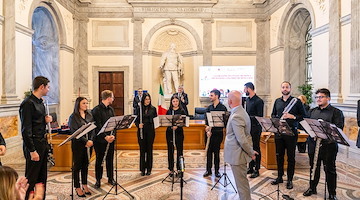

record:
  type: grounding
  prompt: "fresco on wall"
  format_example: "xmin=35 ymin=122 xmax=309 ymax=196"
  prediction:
xmin=32 ymin=7 xmax=59 ymax=104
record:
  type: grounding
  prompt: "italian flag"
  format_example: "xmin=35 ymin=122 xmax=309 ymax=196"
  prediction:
xmin=158 ymin=84 xmax=168 ymax=115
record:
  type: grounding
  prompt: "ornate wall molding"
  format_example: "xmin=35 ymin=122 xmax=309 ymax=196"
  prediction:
xmin=15 ymin=23 xmax=34 ymax=36
xmin=216 ymin=21 xmax=253 ymax=48
xmin=60 ymin=44 xmax=75 ymax=54
xmin=270 ymin=45 xmax=284 ymax=54
xmin=340 ymin=14 xmax=351 ymax=26
xmin=92 ymin=20 xmax=129 ymax=47
xmin=309 ymin=23 xmax=329 ymax=37
xmin=88 ymin=50 xmax=133 ymax=56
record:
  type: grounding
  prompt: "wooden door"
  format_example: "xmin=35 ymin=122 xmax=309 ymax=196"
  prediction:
xmin=99 ymin=72 xmax=124 ymax=116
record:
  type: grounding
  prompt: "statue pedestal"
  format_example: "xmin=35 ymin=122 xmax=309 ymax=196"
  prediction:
xmin=164 ymin=94 xmax=172 ymax=109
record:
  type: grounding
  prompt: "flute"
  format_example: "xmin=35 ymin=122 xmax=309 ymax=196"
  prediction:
xmin=205 ymin=127 xmax=212 ymax=153
xmin=45 ymin=101 xmax=55 ymax=166
xmin=311 ymin=137 xmax=322 ymax=181
xmin=101 ymin=130 xmax=114 ymax=167
xmin=139 ymin=102 xmax=143 ymax=140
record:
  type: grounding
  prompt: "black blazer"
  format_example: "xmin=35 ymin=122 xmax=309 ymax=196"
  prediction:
xmin=0 ymin=132 xmax=5 ymax=146
xmin=69 ymin=111 xmax=95 ymax=146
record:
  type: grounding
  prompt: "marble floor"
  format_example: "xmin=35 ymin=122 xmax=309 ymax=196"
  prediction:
xmin=5 ymin=149 xmax=360 ymax=200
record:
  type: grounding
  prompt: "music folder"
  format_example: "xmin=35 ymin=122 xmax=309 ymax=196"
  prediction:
xmin=58 ymin=122 xmax=96 ymax=147
xmin=206 ymin=111 xmax=230 ymax=128
xmin=300 ymin=118 xmax=350 ymax=146
xmin=98 ymin=115 xmax=137 ymax=135
xmin=154 ymin=115 xmax=190 ymax=128
xmin=255 ymin=117 xmax=294 ymax=136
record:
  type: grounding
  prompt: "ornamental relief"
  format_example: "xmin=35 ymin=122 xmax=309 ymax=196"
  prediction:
xmin=312 ymin=0 xmax=326 ymax=13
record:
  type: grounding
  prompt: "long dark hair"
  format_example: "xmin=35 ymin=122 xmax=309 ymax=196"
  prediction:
xmin=141 ymin=93 xmax=152 ymax=107
xmin=73 ymin=96 xmax=88 ymax=116
xmin=169 ymin=94 xmax=184 ymax=111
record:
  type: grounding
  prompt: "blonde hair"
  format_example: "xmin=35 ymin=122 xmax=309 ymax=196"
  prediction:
xmin=298 ymin=95 xmax=308 ymax=104
xmin=0 ymin=166 xmax=18 ymax=200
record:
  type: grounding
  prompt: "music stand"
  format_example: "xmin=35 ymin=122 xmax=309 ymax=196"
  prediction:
xmin=98 ymin=115 xmax=136 ymax=200
xmin=157 ymin=114 xmax=189 ymax=191
xmin=300 ymin=118 xmax=350 ymax=200
xmin=58 ymin=122 xmax=96 ymax=200
xmin=207 ymin=111 xmax=236 ymax=193
xmin=255 ymin=117 xmax=294 ymax=200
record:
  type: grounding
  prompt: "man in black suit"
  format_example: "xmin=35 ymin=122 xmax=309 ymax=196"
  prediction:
xmin=133 ymin=88 xmax=143 ymax=114
xmin=174 ymin=85 xmax=189 ymax=115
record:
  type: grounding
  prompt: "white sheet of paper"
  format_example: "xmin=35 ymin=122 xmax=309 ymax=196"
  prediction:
xmin=206 ymin=113 xmax=214 ymax=127
xmin=185 ymin=116 xmax=190 ymax=127
xmin=153 ymin=116 xmax=160 ymax=129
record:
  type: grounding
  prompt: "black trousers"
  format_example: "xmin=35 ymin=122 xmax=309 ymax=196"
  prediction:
xmin=72 ymin=143 xmax=92 ymax=188
xmin=24 ymin=139 xmax=48 ymax=200
xmin=275 ymin=134 xmax=297 ymax=181
xmin=94 ymin=141 xmax=114 ymax=182
xmin=137 ymin=124 xmax=155 ymax=173
xmin=166 ymin=128 xmax=184 ymax=171
xmin=205 ymin=130 xmax=223 ymax=172
xmin=249 ymin=125 xmax=261 ymax=171
xmin=308 ymin=142 xmax=338 ymax=195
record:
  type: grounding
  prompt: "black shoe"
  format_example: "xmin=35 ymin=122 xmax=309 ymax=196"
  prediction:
xmin=271 ymin=178 xmax=283 ymax=185
xmin=329 ymin=194 xmax=338 ymax=200
xmin=303 ymin=188 xmax=317 ymax=196
xmin=203 ymin=171 xmax=212 ymax=177
xmin=247 ymin=168 xmax=254 ymax=174
xmin=146 ymin=171 xmax=151 ymax=176
xmin=215 ymin=171 xmax=221 ymax=178
xmin=75 ymin=189 xmax=86 ymax=197
xmin=286 ymin=181 xmax=293 ymax=189
xmin=94 ymin=181 xmax=101 ymax=189
xmin=141 ymin=171 xmax=145 ymax=176
xmin=108 ymin=179 xmax=116 ymax=185
xmin=250 ymin=171 xmax=259 ymax=178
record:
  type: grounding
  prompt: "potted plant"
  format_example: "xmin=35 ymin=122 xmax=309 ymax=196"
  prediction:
xmin=298 ymin=83 xmax=313 ymax=104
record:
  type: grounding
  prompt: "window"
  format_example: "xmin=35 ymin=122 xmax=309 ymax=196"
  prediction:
xmin=305 ymin=23 xmax=312 ymax=83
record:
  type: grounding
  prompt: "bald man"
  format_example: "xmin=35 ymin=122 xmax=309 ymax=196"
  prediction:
xmin=224 ymin=90 xmax=257 ymax=200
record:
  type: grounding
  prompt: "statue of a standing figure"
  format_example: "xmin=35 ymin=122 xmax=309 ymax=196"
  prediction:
xmin=159 ymin=43 xmax=184 ymax=95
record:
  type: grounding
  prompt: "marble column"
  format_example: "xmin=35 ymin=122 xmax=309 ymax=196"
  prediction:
xmin=202 ymin=18 xmax=213 ymax=66
xmin=132 ymin=17 xmax=144 ymax=90
xmin=350 ymin=0 xmax=360 ymax=98
xmin=329 ymin=0 xmax=342 ymax=102
xmin=1 ymin=0 xmax=19 ymax=104
xmin=73 ymin=13 xmax=90 ymax=99
xmin=255 ymin=18 xmax=271 ymax=116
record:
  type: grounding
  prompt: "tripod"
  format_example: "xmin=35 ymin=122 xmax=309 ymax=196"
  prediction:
xmin=211 ymin=162 xmax=237 ymax=192
xmin=103 ymin=124 xmax=134 ymax=199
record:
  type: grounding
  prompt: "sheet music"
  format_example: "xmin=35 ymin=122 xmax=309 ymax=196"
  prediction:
xmin=255 ymin=117 xmax=278 ymax=133
xmin=76 ymin=122 xmax=97 ymax=139
xmin=153 ymin=116 xmax=160 ymax=129
xmin=58 ymin=122 xmax=94 ymax=147
xmin=206 ymin=113 xmax=214 ymax=127
xmin=98 ymin=116 xmax=124 ymax=134
xmin=300 ymin=120 xmax=317 ymax=138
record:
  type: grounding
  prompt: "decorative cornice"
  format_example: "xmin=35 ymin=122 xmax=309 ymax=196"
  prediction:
xmin=88 ymin=50 xmax=133 ymax=56
xmin=131 ymin=17 xmax=145 ymax=23
xmin=60 ymin=44 xmax=75 ymax=54
xmin=310 ymin=24 xmax=329 ymax=37
xmin=340 ymin=14 xmax=351 ymax=26
xmin=15 ymin=23 xmax=34 ymax=36
xmin=201 ymin=18 xmax=214 ymax=24
xmin=270 ymin=45 xmax=284 ymax=54
xmin=212 ymin=51 xmax=256 ymax=56
xmin=145 ymin=50 xmax=200 ymax=57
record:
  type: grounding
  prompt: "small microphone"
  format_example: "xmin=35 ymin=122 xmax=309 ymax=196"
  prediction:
xmin=179 ymin=156 xmax=185 ymax=172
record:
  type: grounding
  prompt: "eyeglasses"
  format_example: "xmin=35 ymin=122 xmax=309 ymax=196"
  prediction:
xmin=315 ymin=96 xmax=327 ymax=99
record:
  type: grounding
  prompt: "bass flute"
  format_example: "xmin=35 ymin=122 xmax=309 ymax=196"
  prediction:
xmin=45 ymin=101 xmax=55 ymax=166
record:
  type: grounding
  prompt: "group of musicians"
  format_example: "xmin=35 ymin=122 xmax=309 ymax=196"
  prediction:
xmin=6 ymin=75 xmax=344 ymax=200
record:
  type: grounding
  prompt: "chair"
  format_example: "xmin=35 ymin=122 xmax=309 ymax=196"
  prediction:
xmin=194 ymin=107 xmax=206 ymax=120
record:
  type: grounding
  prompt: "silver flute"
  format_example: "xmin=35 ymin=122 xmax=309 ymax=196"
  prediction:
xmin=86 ymin=134 xmax=91 ymax=162
xmin=139 ymin=102 xmax=143 ymax=140
xmin=45 ymin=101 xmax=55 ymax=166
xmin=311 ymin=137 xmax=322 ymax=181
xmin=101 ymin=130 xmax=114 ymax=167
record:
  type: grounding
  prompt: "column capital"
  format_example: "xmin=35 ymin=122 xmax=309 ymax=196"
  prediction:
xmin=73 ymin=14 xmax=89 ymax=23
xmin=201 ymin=18 xmax=214 ymax=24
xmin=131 ymin=17 xmax=144 ymax=23
xmin=255 ymin=16 xmax=270 ymax=24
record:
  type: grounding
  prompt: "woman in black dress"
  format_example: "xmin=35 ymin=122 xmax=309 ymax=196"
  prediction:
xmin=135 ymin=93 xmax=157 ymax=176
xmin=68 ymin=97 xmax=94 ymax=197
xmin=166 ymin=95 xmax=186 ymax=175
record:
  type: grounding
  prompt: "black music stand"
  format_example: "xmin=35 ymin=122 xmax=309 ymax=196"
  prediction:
xmin=157 ymin=114 xmax=189 ymax=191
xmin=98 ymin=115 xmax=136 ymax=200
xmin=300 ymin=118 xmax=350 ymax=200
xmin=255 ymin=117 xmax=294 ymax=200
xmin=58 ymin=122 xmax=96 ymax=200
xmin=207 ymin=111 xmax=236 ymax=193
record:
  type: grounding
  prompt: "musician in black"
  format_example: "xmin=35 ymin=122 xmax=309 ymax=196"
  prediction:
xmin=204 ymin=89 xmax=228 ymax=178
xmin=135 ymin=93 xmax=157 ymax=176
xmin=0 ymin=132 xmax=6 ymax=166
xmin=133 ymin=88 xmax=143 ymax=114
xmin=92 ymin=90 xmax=116 ymax=188
xmin=271 ymin=81 xmax=306 ymax=189
xmin=166 ymin=95 xmax=186 ymax=175
xmin=244 ymin=82 xmax=264 ymax=178
xmin=69 ymin=97 xmax=94 ymax=197
xmin=19 ymin=76 xmax=52 ymax=199
xmin=173 ymin=85 xmax=189 ymax=115
xmin=303 ymin=88 xmax=344 ymax=200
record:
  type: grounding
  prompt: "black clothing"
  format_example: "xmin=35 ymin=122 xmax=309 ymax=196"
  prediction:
xmin=133 ymin=95 xmax=142 ymax=114
xmin=205 ymin=102 xmax=227 ymax=172
xmin=307 ymin=104 xmax=344 ymax=196
xmin=0 ymin=132 xmax=5 ymax=166
xmin=135 ymin=105 xmax=157 ymax=174
xmin=69 ymin=111 xmax=95 ymax=188
xmin=297 ymin=103 xmax=310 ymax=153
xmin=91 ymin=102 xmax=115 ymax=182
xmin=245 ymin=94 xmax=264 ymax=171
xmin=166 ymin=108 xmax=186 ymax=171
xmin=356 ymin=100 xmax=360 ymax=148
xmin=271 ymin=96 xmax=306 ymax=181
xmin=173 ymin=92 xmax=189 ymax=115
xmin=19 ymin=94 xmax=48 ymax=200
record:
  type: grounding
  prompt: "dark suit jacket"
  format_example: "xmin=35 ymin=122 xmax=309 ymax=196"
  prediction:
xmin=0 ymin=132 xmax=5 ymax=146
xmin=357 ymin=100 xmax=360 ymax=148
xmin=133 ymin=95 xmax=142 ymax=114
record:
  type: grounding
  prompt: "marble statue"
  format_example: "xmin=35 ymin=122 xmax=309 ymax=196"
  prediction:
xmin=159 ymin=43 xmax=184 ymax=95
